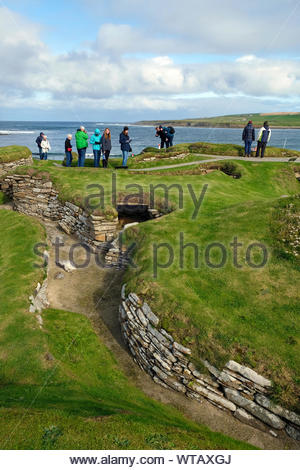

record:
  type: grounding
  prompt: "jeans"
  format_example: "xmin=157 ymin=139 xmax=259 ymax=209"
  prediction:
xmin=65 ymin=151 xmax=73 ymax=167
xmin=256 ymin=141 xmax=267 ymax=158
xmin=168 ymin=135 xmax=174 ymax=147
xmin=122 ymin=150 xmax=129 ymax=166
xmin=77 ymin=148 xmax=86 ymax=167
xmin=41 ymin=152 xmax=48 ymax=160
xmin=93 ymin=149 xmax=101 ymax=167
xmin=102 ymin=150 xmax=110 ymax=168
xmin=38 ymin=147 xmax=42 ymax=158
xmin=161 ymin=139 xmax=169 ymax=149
xmin=244 ymin=140 xmax=252 ymax=156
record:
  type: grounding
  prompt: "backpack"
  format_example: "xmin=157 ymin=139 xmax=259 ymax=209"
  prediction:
xmin=168 ymin=126 xmax=175 ymax=135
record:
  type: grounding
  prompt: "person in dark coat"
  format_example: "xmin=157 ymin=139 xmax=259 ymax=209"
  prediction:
xmin=242 ymin=121 xmax=255 ymax=157
xmin=256 ymin=121 xmax=272 ymax=158
xmin=155 ymin=125 xmax=169 ymax=149
xmin=100 ymin=128 xmax=112 ymax=168
xmin=65 ymin=134 xmax=73 ymax=167
xmin=119 ymin=126 xmax=131 ymax=167
xmin=35 ymin=132 xmax=45 ymax=158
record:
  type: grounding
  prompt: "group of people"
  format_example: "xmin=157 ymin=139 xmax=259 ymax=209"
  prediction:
xmin=155 ymin=125 xmax=176 ymax=149
xmin=36 ymin=126 xmax=132 ymax=168
xmin=242 ymin=121 xmax=272 ymax=158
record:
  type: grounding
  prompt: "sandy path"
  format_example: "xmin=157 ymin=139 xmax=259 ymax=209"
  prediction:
xmin=43 ymin=219 xmax=299 ymax=450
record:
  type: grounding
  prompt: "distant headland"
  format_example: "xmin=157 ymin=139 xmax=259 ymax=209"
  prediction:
xmin=135 ymin=112 xmax=300 ymax=129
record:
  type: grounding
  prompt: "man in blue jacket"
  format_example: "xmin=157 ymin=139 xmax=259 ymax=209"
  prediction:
xmin=242 ymin=121 xmax=255 ymax=157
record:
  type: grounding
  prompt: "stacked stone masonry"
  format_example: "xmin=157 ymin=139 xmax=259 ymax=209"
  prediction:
xmin=0 ymin=156 xmax=33 ymax=177
xmin=120 ymin=286 xmax=300 ymax=441
xmin=1 ymin=174 xmax=118 ymax=251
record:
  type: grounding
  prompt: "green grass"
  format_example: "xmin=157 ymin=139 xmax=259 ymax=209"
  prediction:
xmin=3 ymin=145 xmax=300 ymax=412
xmin=0 ymin=146 xmax=31 ymax=163
xmin=0 ymin=210 xmax=251 ymax=450
xmin=136 ymin=112 xmax=300 ymax=128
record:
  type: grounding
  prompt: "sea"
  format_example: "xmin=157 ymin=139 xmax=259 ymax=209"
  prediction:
xmin=0 ymin=121 xmax=300 ymax=161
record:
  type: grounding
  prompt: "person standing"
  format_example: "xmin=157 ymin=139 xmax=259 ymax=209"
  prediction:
xmin=119 ymin=126 xmax=131 ymax=167
xmin=65 ymin=134 xmax=73 ymax=167
xmin=100 ymin=128 xmax=112 ymax=168
xmin=242 ymin=121 xmax=255 ymax=157
xmin=75 ymin=126 xmax=89 ymax=167
xmin=40 ymin=135 xmax=51 ymax=160
xmin=35 ymin=132 xmax=45 ymax=158
xmin=256 ymin=121 xmax=271 ymax=158
xmin=166 ymin=126 xmax=175 ymax=147
xmin=155 ymin=125 xmax=168 ymax=149
xmin=90 ymin=128 xmax=102 ymax=167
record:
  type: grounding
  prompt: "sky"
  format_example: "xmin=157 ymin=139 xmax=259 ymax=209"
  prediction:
xmin=1 ymin=0 xmax=300 ymax=121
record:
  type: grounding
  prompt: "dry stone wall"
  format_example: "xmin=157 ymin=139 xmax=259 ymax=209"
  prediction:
xmin=1 ymin=174 xmax=118 ymax=250
xmin=120 ymin=286 xmax=300 ymax=441
xmin=0 ymin=156 xmax=33 ymax=177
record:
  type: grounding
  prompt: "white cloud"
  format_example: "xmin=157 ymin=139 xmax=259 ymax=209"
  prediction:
xmin=1 ymin=4 xmax=300 ymax=119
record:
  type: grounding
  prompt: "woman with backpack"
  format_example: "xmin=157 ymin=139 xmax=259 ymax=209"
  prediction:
xmin=100 ymin=128 xmax=112 ymax=168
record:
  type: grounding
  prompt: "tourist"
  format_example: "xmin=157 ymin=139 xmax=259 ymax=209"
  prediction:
xmin=40 ymin=135 xmax=51 ymax=160
xmin=75 ymin=126 xmax=89 ymax=167
xmin=90 ymin=128 xmax=102 ymax=168
xmin=166 ymin=126 xmax=175 ymax=147
xmin=100 ymin=128 xmax=112 ymax=168
xmin=65 ymin=134 xmax=73 ymax=167
xmin=155 ymin=125 xmax=169 ymax=149
xmin=242 ymin=121 xmax=255 ymax=157
xmin=256 ymin=121 xmax=272 ymax=158
xmin=35 ymin=132 xmax=45 ymax=158
xmin=119 ymin=126 xmax=132 ymax=167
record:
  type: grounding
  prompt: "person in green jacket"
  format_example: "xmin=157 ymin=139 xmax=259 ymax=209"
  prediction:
xmin=75 ymin=126 xmax=89 ymax=167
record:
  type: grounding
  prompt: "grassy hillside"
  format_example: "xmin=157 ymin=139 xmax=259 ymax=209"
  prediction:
xmin=0 ymin=145 xmax=31 ymax=163
xmin=0 ymin=210 xmax=250 ymax=450
xmin=2 ymin=144 xmax=300 ymax=416
xmin=136 ymin=112 xmax=300 ymax=128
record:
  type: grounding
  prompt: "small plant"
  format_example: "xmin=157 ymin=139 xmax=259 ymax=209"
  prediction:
xmin=145 ymin=433 xmax=174 ymax=449
xmin=112 ymin=436 xmax=130 ymax=448
xmin=220 ymin=161 xmax=242 ymax=179
xmin=42 ymin=425 xmax=63 ymax=448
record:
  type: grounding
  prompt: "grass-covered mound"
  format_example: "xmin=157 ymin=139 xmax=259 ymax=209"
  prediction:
xmin=0 ymin=210 xmax=250 ymax=450
xmin=121 ymin=162 xmax=300 ymax=412
xmin=0 ymin=145 xmax=31 ymax=164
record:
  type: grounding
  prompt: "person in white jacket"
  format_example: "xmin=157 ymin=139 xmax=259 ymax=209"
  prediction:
xmin=40 ymin=135 xmax=51 ymax=160
xmin=256 ymin=121 xmax=271 ymax=158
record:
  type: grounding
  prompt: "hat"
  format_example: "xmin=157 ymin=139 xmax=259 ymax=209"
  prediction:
xmin=248 ymin=120 xmax=252 ymax=124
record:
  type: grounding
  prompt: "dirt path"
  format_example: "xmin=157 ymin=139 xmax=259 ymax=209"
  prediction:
xmin=43 ymin=219 xmax=299 ymax=450
xmin=129 ymin=154 xmax=299 ymax=172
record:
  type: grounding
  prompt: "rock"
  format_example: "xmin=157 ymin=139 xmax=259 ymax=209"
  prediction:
xmin=285 ymin=424 xmax=300 ymax=441
xmin=269 ymin=430 xmax=278 ymax=438
xmin=121 ymin=284 xmax=126 ymax=300
xmin=29 ymin=304 xmax=36 ymax=313
xmin=54 ymin=272 xmax=64 ymax=280
xmin=200 ymin=359 xmax=221 ymax=379
xmin=225 ymin=360 xmax=272 ymax=389
xmin=141 ymin=302 xmax=159 ymax=327
xmin=56 ymin=259 xmax=76 ymax=272
xmin=224 ymin=388 xmax=285 ymax=430
xmin=136 ymin=308 xmax=148 ymax=328
xmin=160 ymin=329 xmax=174 ymax=342
xmin=234 ymin=408 xmax=268 ymax=432
xmin=189 ymin=382 xmax=236 ymax=412
xmin=255 ymin=394 xmax=300 ymax=427
xmin=45 ymin=352 xmax=54 ymax=361
xmin=173 ymin=342 xmax=191 ymax=356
